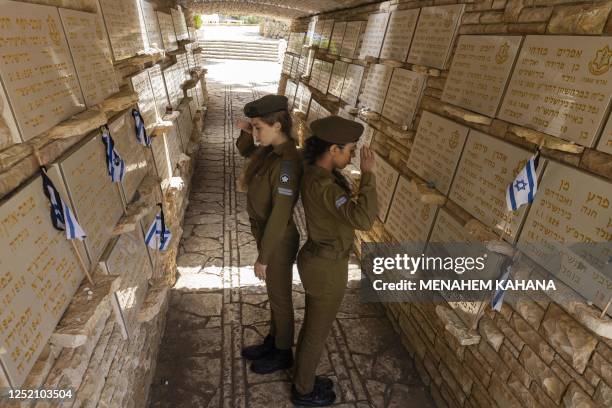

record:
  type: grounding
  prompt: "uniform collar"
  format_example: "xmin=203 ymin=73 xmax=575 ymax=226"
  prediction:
xmin=309 ymin=164 xmax=335 ymax=179
xmin=272 ymin=138 xmax=295 ymax=155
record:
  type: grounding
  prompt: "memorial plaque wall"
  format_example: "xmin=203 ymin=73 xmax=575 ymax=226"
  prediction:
xmin=157 ymin=11 xmax=178 ymax=51
xmin=499 ymin=35 xmax=612 ymax=147
xmin=340 ymin=21 xmax=364 ymax=59
xmin=177 ymin=108 xmax=193 ymax=151
xmin=329 ymin=22 xmax=346 ymax=55
xmin=449 ymin=130 xmax=544 ymax=242
xmin=185 ymin=43 xmax=196 ymax=70
xmin=288 ymin=32 xmax=305 ymax=54
xmin=442 ymin=36 xmax=522 ymax=117
xmin=0 ymin=79 xmax=20 ymax=149
xmin=0 ymin=177 xmax=84 ymax=387
xmin=109 ymin=111 xmax=148 ymax=204
xmin=352 ymin=118 xmax=375 ymax=169
xmin=163 ymin=64 xmax=182 ymax=109
xmin=597 ymin=115 xmax=612 ymax=154
xmin=407 ymin=4 xmax=464 ymax=69
xmin=59 ymin=9 xmax=119 ymax=108
xmin=406 ymin=111 xmax=469 ymax=195
xmin=373 ymin=153 xmax=399 ymax=223
xmin=309 ymin=59 xmax=322 ymax=90
xmin=379 ymin=9 xmax=419 ymax=62
xmin=358 ymin=12 xmax=390 ymax=60
xmin=0 ymin=1 xmax=85 ymax=142
xmin=286 ymin=80 xmax=298 ymax=109
xmin=282 ymin=54 xmax=294 ymax=75
xmin=329 ymin=61 xmax=349 ymax=98
xmin=151 ymin=132 xmax=171 ymax=185
xmin=130 ymin=70 xmax=159 ymax=129
xmin=176 ymin=53 xmax=189 ymax=83
xmin=98 ymin=0 xmax=145 ymax=61
xmin=313 ymin=19 xmax=324 ymax=47
xmin=341 ymin=64 xmax=365 ymax=107
xmin=518 ymin=162 xmax=612 ymax=315
xmin=306 ymin=19 xmax=316 ymax=46
xmin=307 ymin=99 xmax=331 ymax=125
xmin=139 ymin=0 xmax=163 ymax=49
xmin=149 ymin=65 xmax=170 ymax=120
xmin=359 ymin=64 xmax=393 ymax=113
xmin=290 ymin=55 xmax=300 ymax=79
xmin=316 ymin=61 xmax=333 ymax=94
xmin=381 ymin=68 xmax=426 ymax=127
xmin=385 ymin=176 xmax=437 ymax=248
xmin=171 ymin=6 xmax=188 ymax=41
xmin=166 ymin=125 xmax=182 ymax=171
xmin=300 ymin=49 xmax=315 ymax=77
xmin=187 ymin=88 xmax=198 ymax=119
xmin=319 ymin=20 xmax=334 ymax=50
xmin=295 ymin=82 xmax=312 ymax=114
xmin=100 ymin=227 xmax=152 ymax=338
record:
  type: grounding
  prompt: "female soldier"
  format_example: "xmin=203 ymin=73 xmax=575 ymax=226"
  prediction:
xmin=235 ymin=95 xmax=302 ymax=374
xmin=291 ymin=116 xmax=378 ymax=406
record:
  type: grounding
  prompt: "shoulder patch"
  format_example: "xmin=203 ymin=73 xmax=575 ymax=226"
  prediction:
xmin=335 ymin=195 xmax=348 ymax=208
xmin=280 ymin=160 xmax=293 ymax=184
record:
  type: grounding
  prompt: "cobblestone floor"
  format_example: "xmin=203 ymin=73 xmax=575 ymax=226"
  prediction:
xmin=147 ymin=63 xmax=434 ymax=408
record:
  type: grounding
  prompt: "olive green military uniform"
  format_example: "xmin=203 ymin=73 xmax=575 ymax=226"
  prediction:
xmin=293 ymin=164 xmax=378 ymax=394
xmin=236 ymin=130 xmax=302 ymax=350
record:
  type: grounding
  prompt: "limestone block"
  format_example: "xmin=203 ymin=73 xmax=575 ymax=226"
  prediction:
xmin=499 ymin=344 xmax=532 ymax=387
xmin=519 ymin=6 xmax=554 ymax=22
xmin=548 ymin=2 xmax=612 ymax=34
xmin=519 ymin=345 xmax=565 ymax=403
xmin=570 ymin=302 xmax=612 ymax=340
xmin=481 ymin=11 xmax=505 ymax=23
xmin=504 ymin=0 xmax=528 ymax=22
xmin=594 ymin=380 xmax=612 ymax=407
xmin=113 ymin=201 xmax=153 ymax=235
xmin=462 ymin=12 xmax=482 ymax=24
xmin=138 ymin=282 xmax=170 ymax=322
xmin=488 ymin=376 xmax=523 ymax=407
xmin=580 ymin=148 xmax=612 ymax=180
xmin=45 ymin=109 xmax=106 ymax=141
xmin=478 ymin=316 xmax=504 ymax=351
xmin=589 ymin=352 xmax=612 ymax=387
xmin=563 ymin=382 xmax=598 ymax=407
xmin=442 ymin=105 xmax=492 ymax=125
xmin=407 ymin=179 xmax=446 ymax=206
xmin=508 ymin=125 xmax=584 ymax=153
xmin=435 ymin=305 xmax=481 ymax=346
xmin=100 ymin=90 xmax=139 ymax=116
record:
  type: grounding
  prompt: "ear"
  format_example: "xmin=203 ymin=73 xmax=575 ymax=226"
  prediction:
xmin=273 ymin=121 xmax=282 ymax=132
xmin=329 ymin=144 xmax=341 ymax=156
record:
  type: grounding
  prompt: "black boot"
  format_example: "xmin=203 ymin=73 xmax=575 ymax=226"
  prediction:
xmin=241 ymin=335 xmax=275 ymax=360
xmin=315 ymin=376 xmax=333 ymax=390
xmin=250 ymin=348 xmax=293 ymax=374
xmin=290 ymin=383 xmax=336 ymax=407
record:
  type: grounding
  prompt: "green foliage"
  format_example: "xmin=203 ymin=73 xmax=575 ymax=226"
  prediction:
xmin=194 ymin=14 xmax=203 ymax=29
xmin=242 ymin=15 xmax=263 ymax=25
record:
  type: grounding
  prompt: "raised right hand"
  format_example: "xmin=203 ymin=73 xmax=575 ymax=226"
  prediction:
xmin=235 ymin=118 xmax=252 ymax=134
xmin=360 ymin=146 xmax=376 ymax=173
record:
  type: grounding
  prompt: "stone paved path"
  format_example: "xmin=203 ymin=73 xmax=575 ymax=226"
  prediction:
xmin=147 ymin=62 xmax=434 ymax=408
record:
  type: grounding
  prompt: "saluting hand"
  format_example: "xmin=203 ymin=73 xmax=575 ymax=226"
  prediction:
xmin=360 ymin=146 xmax=376 ymax=173
xmin=254 ymin=261 xmax=267 ymax=281
xmin=236 ymin=119 xmax=253 ymax=134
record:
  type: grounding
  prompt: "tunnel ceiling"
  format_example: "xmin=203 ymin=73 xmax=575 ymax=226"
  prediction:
xmin=179 ymin=0 xmax=377 ymax=19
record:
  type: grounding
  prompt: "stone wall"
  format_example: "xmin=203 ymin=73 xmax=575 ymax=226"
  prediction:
xmin=283 ymin=1 xmax=612 ymax=407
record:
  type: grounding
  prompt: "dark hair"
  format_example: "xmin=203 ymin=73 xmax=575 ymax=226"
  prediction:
xmin=255 ymin=109 xmax=292 ymax=136
xmin=303 ymin=135 xmax=345 ymax=165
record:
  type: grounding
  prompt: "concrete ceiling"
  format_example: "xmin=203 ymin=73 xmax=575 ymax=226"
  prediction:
xmin=179 ymin=0 xmax=376 ymax=19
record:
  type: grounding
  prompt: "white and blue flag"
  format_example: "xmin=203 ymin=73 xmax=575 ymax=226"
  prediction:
xmin=506 ymin=152 xmax=540 ymax=212
xmin=491 ymin=258 xmax=513 ymax=311
xmin=145 ymin=206 xmax=172 ymax=251
xmin=41 ymin=168 xmax=86 ymax=240
xmin=101 ymin=126 xmax=125 ymax=182
xmin=132 ymin=108 xmax=151 ymax=147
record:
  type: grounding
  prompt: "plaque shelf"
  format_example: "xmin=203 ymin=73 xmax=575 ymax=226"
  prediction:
xmin=435 ymin=304 xmax=481 ymax=346
xmin=100 ymin=90 xmax=140 ymax=117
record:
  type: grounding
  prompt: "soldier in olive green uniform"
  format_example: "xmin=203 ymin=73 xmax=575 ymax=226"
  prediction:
xmin=235 ymin=95 xmax=302 ymax=374
xmin=291 ymin=116 xmax=378 ymax=406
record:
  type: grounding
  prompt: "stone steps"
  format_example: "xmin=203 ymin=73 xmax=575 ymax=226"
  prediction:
xmin=200 ymin=40 xmax=280 ymax=62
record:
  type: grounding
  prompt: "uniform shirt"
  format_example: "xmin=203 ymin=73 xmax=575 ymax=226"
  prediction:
xmin=236 ymin=130 xmax=302 ymax=264
xmin=301 ymin=165 xmax=378 ymax=255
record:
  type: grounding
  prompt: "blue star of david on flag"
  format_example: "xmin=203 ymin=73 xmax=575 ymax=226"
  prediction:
xmin=506 ymin=152 xmax=540 ymax=212
xmin=132 ymin=108 xmax=152 ymax=147
xmin=145 ymin=204 xmax=172 ymax=251
xmin=40 ymin=167 xmax=86 ymax=240
xmin=101 ymin=126 xmax=125 ymax=183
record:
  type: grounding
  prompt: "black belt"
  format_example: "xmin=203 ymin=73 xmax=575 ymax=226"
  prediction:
xmin=303 ymin=241 xmax=350 ymax=260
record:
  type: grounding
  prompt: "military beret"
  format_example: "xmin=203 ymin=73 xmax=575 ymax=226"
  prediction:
xmin=243 ymin=94 xmax=288 ymax=118
xmin=310 ymin=116 xmax=364 ymax=144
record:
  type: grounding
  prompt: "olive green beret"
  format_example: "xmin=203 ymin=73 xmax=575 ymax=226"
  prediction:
xmin=310 ymin=116 xmax=364 ymax=144
xmin=244 ymin=94 xmax=288 ymax=118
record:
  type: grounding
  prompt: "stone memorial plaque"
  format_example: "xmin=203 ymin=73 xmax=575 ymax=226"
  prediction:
xmin=359 ymin=12 xmax=390 ymax=60
xmin=177 ymin=107 xmax=193 ymax=151
xmin=385 ymin=176 xmax=437 ymax=248
xmin=149 ymin=65 xmax=170 ymax=120
xmin=597 ymin=115 xmax=612 ymax=154
xmin=282 ymin=54 xmax=294 ymax=75
xmin=340 ymin=21 xmax=363 ymax=60
xmin=518 ymin=162 xmax=612 ymax=315
xmin=290 ymin=55 xmax=300 ymax=79
xmin=499 ymin=35 xmax=612 ymax=147
xmin=163 ymin=64 xmax=182 ymax=109
xmin=130 ymin=70 xmax=159 ymax=130
xmin=299 ymin=49 xmax=315 ymax=77
xmin=185 ymin=43 xmax=196 ymax=69
xmin=307 ymin=99 xmax=322 ymax=125
xmin=442 ymin=36 xmax=521 ymax=117
xmin=407 ymin=4 xmax=464 ymax=69
xmin=166 ymin=124 xmax=182 ymax=171
xmin=54 ymin=134 xmax=125 ymax=264
xmin=380 ymin=9 xmax=419 ymax=62
xmin=100 ymin=227 xmax=152 ymax=338
xmin=341 ymin=64 xmax=365 ymax=107
xmin=319 ymin=20 xmax=334 ymax=50
xmin=407 ymin=111 xmax=468 ymax=195
xmin=109 ymin=111 xmax=148 ymax=204
xmin=373 ymin=153 xmax=399 ymax=223
xmin=313 ymin=19 xmax=324 ymax=47
xmin=359 ymin=64 xmax=393 ymax=113
xmin=0 ymin=176 xmax=84 ymax=387
xmin=139 ymin=0 xmax=163 ymax=49
xmin=151 ymin=132 xmax=171 ymax=184
xmin=306 ymin=18 xmax=316 ymax=46
xmin=171 ymin=6 xmax=188 ymax=41
xmin=329 ymin=61 xmax=349 ymax=98
xmin=187 ymin=87 xmax=198 ymax=119
xmin=381 ymin=68 xmax=426 ymax=127
xmin=59 ymin=9 xmax=119 ymax=108
xmin=329 ymin=22 xmax=346 ymax=56
xmin=0 ymin=1 xmax=85 ymax=142
xmin=352 ymin=118 xmax=375 ymax=170
xmin=288 ymin=32 xmax=305 ymax=54
xmin=157 ymin=11 xmax=178 ymax=51
xmin=98 ymin=0 xmax=145 ymax=61
xmin=176 ymin=53 xmax=189 ymax=83
xmin=295 ymin=82 xmax=312 ymax=114
xmin=316 ymin=61 xmax=333 ymax=94
xmin=449 ymin=130 xmax=545 ymax=242
xmin=286 ymin=80 xmax=298 ymax=109
xmin=0 ymin=82 xmax=20 ymax=149
xmin=309 ymin=59 xmax=321 ymax=90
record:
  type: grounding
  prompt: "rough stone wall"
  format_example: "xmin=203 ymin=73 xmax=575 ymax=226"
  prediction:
xmin=284 ymin=1 xmax=612 ymax=407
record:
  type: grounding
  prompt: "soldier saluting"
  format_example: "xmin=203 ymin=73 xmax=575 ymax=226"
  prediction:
xmin=235 ymin=95 xmax=302 ymax=374
xmin=291 ymin=116 xmax=378 ymax=406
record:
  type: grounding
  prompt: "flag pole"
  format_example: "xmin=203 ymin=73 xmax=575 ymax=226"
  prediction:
xmin=33 ymin=149 xmax=94 ymax=285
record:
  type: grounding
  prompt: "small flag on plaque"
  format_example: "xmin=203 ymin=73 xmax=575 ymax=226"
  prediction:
xmin=40 ymin=168 xmax=86 ymax=240
xmin=132 ymin=108 xmax=152 ymax=147
xmin=491 ymin=257 xmax=514 ymax=312
xmin=145 ymin=205 xmax=172 ymax=251
xmin=506 ymin=152 xmax=540 ymax=212
xmin=101 ymin=126 xmax=125 ymax=182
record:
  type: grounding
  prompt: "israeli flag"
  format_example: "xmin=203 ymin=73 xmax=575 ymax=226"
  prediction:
xmin=145 ymin=206 xmax=172 ymax=251
xmin=101 ymin=126 xmax=125 ymax=182
xmin=132 ymin=108 xmax=151 ymax=147
xmin=491 ymin=258 xmax=513 ymax=312
xmin=40 ymin=168 xmax=86 ymax=240
xmin=506 ymin=152 xmax=540 ymax=212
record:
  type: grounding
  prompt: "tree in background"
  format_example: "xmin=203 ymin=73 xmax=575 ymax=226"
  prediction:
xmin=194 ymin=14 xmax=203 ymax=29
